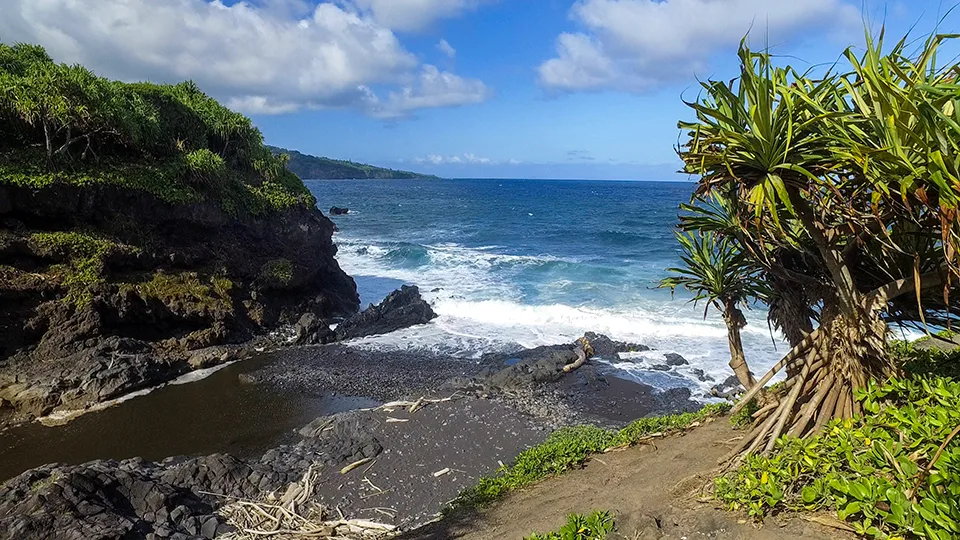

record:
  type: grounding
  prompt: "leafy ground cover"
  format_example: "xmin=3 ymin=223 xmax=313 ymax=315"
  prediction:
xmin=524 ymin=511 xmax=615 ymax=540
xmin=715 ymin=342 xmax=960 ymax=539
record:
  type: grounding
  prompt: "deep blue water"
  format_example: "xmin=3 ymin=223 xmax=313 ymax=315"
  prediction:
xmin=306 ymin=178 xmax=784 ymax=394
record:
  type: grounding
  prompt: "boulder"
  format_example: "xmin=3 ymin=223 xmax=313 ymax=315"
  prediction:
xmin=583 ymin=332 xmax=649 ymax=359
xmin=329 ymin=207 xmax=349 ymax=215
xmin=664 ymin=353 xmax=688 ymax=366
xmin=710 ymin=375 xmax=744 ymax=399
xmin=335 ymin=285 xmax=436 ymax=341
xmin=293 ymin=313 xmax=336 ymax=345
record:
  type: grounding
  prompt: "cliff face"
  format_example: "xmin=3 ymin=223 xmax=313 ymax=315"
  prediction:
xmin=0 ymin=182 xmax=359 ymax=427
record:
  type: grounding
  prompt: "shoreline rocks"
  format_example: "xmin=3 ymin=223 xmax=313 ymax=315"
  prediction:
xmin=0 ymin=333 xmax=710 ymax=539
xmin=0 ymin=182 xmax=361 ymax=430
xmin=334 ymin=285 xmax=436 ymax=341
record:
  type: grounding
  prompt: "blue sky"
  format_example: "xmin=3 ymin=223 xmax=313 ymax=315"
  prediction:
xmin=3 ymin=0 xmax=958 ymax=179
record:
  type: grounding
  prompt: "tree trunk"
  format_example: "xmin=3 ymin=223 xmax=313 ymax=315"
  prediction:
xmin=724 ymin=304 xmax=755 ymax=390
xmin=43 ymin=120 xmax=54 ymax=171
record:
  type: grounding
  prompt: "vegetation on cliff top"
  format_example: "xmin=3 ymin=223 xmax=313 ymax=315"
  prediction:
xmin=267 ymin=145 xmax=440 ymax=180
xmin=0 ymin=42 xmax=314 ymax=214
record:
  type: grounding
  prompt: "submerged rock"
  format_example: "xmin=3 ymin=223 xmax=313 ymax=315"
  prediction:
xmin=335 ymin=285 xmax=436 ymax=341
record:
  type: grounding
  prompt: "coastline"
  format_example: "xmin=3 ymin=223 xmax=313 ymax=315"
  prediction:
xmin=0 ymin=332 xmax=712 ymax=539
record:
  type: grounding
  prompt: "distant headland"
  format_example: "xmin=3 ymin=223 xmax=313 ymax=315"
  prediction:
xmin=267 ymin=146 xmax=441 ymax=180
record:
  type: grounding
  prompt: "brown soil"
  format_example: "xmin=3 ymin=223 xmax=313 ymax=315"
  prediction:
xmin=403 ymin=419 xmax=856 ymax=540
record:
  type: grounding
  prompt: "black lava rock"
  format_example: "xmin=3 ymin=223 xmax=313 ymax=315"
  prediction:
xmin=335 ymin=285 xmax=437 ymax=341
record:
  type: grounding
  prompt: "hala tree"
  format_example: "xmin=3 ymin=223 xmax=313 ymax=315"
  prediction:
xmin=677 ymin=30 xmax=960 ymax=457
xmin=660 ymin=230 xmax=764 ymax=390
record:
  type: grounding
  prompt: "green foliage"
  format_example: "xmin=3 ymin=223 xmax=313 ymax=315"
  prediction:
xmin=452 ymin=403 xmax=730 ymax=510
xmin=183 ymin=148 xmax=226 ymax=183
xmin=730 ymin=398 xmax=760 ymax=428
xmin=0 ymin=42 xmax=313 ymax=216
xmin=269 ymin=145 xmax=440 ymax=180
xmin=659 ymin=231 xmax=766 ymax=315
xmin=211 ymin=275 xmax=234 ymax=299
xmin=678 ymin=28 xmax=960 ymax=340
xmin=260 ymin=258 xmax=294 ymax=286
xmin=28 ymin=231 xmax=121 ymax=306
xmin=525 ymin=511 xmax=615 ymax=540
xmin=122 ymin=271 xmax=230 ymax=312
xmin=715 ymin=375 xmax=960 ymax=539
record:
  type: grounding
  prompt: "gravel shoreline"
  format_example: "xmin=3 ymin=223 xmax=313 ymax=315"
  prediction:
xmin=0 ymin=334 xmax=711 ymax=539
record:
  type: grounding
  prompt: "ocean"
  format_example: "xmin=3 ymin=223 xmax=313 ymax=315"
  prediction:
xmin=306 ymin=178 xmax=787 ymax=397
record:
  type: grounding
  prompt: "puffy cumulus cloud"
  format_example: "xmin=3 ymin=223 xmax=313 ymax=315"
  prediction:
xmin=370 ymin=65 xmax=490 ymax=118
xmin=437 ymin=39 xmax=457 ymax=59
xmin=0 ymin=0 xmax=490 ymax=116
xmin=539 ymin=0 xmax=860 ymax=92
xmin=348 ymin=0 xmax=490 ymax=32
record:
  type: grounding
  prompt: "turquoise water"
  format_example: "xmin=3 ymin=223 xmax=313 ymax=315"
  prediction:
xmin=306 ymin=178 xmax=786 ymax=394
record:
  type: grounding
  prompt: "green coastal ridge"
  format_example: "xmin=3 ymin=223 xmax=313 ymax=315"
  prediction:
xmin=267 ymin=145 xmax=441 ymax=180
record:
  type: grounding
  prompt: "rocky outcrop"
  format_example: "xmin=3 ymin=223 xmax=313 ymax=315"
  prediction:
xmin=0 ymin=183 xmax=359 ymax=428
xmin=335 ymin=285 xmax=436 ymax=341
xmin=329 ymin=206 xmax=349 ymax=215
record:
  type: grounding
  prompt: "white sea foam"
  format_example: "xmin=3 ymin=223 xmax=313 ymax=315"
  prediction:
xmin=335 ymin=236 xmax=789 ymax=397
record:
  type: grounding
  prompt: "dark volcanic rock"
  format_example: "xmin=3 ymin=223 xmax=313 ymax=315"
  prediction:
xmin=664 ymin=353 xmax=689 ymax=366
xmin=293 ymin=313 xmax=336 ymax=345
xmin=329 ymin=206 xmax=349 ymax=215
xmin=335 ymin=285 xmax=436 ymax=341
xmin=583 ymin=331 xmax=649 ymax=359
xmin=711 ymin=375 xmax=744 ymax=399
xmin=0 ymin=183 xmax=360 ymax=428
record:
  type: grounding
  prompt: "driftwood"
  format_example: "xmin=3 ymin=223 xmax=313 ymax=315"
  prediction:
xmin=215 ymin=467 xmax=398 ymax=539
xmin=562 ymin=336 xmax=595 ymax=373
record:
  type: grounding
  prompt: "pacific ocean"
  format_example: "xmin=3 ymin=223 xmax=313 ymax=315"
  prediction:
xmin=307 ymin=178 xmax=788 ymax=397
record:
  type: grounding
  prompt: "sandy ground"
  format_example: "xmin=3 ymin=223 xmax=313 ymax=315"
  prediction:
xmin=401 ymin=420 xmax=856 ymax=540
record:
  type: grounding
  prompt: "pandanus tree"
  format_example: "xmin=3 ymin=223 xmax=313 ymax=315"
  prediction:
xmin=660 ymin=230 xmax=764 ymax=390
xmin=677 ymin=30 xmax=960 ymax=457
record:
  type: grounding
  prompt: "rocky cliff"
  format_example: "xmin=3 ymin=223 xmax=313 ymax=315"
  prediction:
xmin=0 ymin=182 xmax=359 ymax=428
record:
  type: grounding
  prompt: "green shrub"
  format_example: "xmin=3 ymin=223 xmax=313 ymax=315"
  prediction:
xmin=183 ymin=148 xmax=226 ymax=183
xmin=0 ymin=41 xmax=315 ymax=216
xmin=525 ymin=511 xmax=615 ymax=540
xmin=452 ymin=403 xmax=729 ymax=510
xmin=28 ymin=231 xmax=118 ymax=306
xmin=260 ymin=258 xmax=293 ymax=286
xmin=715 ymin=375 xmax=960 ymax=539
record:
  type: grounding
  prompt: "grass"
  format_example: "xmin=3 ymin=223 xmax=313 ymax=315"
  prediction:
xmin=525 ymin=511 xmax=615 ymax=540
xmin=450 ymin=403 xmax=730 ymax=511
xmin=121 ymin=271 xmax=232 ymax=312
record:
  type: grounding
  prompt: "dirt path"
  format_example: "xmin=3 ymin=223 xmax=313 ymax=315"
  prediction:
xmin=403 ymin=419 xmax=856 ymax=540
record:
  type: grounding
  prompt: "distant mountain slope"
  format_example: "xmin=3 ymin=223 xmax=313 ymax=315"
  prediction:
xmin=268 ymin=146 xmax=440 ymax=180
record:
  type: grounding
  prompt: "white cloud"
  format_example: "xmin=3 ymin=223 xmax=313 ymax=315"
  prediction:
xmin=348 ymin=0 xmax=489 ymax=32
xmin=437 ymin=39 xmax=457 ymax=59
xmin=539 ymin=0 xmax=860 ymax=92
xmin=415 ymin=152 xmax=497 ymax=165
xmin=0 ymin=0 xmax=489 ymax=116
xmin=370 ymin=65 xmax=490 ymax=118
